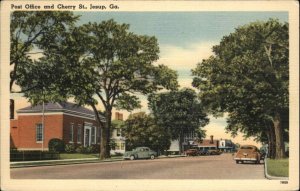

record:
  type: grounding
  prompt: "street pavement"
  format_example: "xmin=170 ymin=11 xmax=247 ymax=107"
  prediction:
xmin=10 ymin=153 xmax=265 ymax=179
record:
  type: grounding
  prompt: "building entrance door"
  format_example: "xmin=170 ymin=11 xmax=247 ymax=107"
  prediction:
xmin=84 ymin=127 xmax=91 ymax=147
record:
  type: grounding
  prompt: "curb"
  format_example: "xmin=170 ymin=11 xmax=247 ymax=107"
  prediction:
xmin=10 ymin=158 xmax=124 ymax=168
xmin=10 ymin=155 xmax=185 ymax=168
xmin=264 ymin=158 xmax=289 ymax=180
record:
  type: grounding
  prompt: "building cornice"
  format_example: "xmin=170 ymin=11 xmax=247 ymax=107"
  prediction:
xmin=17 ymin=109 xmax=106 ymax=122
xmin=18 ymin=112 xmax=97 ymax=121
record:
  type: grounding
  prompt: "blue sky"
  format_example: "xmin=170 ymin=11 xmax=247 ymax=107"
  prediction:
xmin=76 ymin=12 xmax=288 ymax=79
xmin=76 ymin=12 xmax=288 ymax=47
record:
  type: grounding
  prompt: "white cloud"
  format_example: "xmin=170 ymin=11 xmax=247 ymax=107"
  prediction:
xmin=157 ymin=41 xmax=216 ymax=71
xmin=178 ymin=78 xmax=194 ymax=89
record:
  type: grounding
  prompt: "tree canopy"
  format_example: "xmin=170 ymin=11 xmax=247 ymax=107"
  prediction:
xmin=10 ymin=11 xmax=79 ymax=92
xmin=192 ymin=19 xmax=289 ymax=159
xmin=13 ymin=16 xmax=179 ymax=159
xmin=122 ymin=112 xmax=171 ymax=153
xmin=148 ymin=88 xmax=209 ymax=153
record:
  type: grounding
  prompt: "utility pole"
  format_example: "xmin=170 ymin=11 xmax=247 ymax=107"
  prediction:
xmin=42 ymin=89 xmax=45 ymax=151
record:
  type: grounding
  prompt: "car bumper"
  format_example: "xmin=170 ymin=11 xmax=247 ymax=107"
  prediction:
xmin=234 ymin=157 xmax=257 ymax=161
xmin=123 ymin=156 xmax=131 ymax=160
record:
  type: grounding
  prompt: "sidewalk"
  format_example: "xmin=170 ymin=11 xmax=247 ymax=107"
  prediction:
xmin=264 ymin=158 xmax=289 ymax=180
xmin=11 ymin=155 xmax=185 ymax=168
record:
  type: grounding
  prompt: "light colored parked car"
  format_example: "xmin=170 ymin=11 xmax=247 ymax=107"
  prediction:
xmin=234 ymin=145 xmax=261 ymax=164
xmin=123 ymin=147 xmax=157 ymax=160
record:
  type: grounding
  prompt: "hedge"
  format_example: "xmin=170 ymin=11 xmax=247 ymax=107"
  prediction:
xmin=10 ymin=150 xmax=60 ymax=161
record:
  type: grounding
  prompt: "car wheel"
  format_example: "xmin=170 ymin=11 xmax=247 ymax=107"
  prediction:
xmin=130 ymin=155 xmax=135 ymax=160
xmin=256 ymin=159 xmax=260 ymax=164
xmin=236 ymin=160 xmax=239 ymax=164
xmin=150 ymin=155 xmax=155 ymax=160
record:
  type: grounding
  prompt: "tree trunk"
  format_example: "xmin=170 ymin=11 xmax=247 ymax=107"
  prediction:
xmin=179 ymin=133 xmax=184 ymax=155
xmin=98 ymin=107 xmax=113 ymax=159
xmin=100 ymin=126 xmax=107 ymax=160
xmin=105 ymin=109 xmax=112 ymax=158
xmin=267 ymin=125 xmax=276 ymax=159
xmin=273 ymin=112 xmax=286 ymax=159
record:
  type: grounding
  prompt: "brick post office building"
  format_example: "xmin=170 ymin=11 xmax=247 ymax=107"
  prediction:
xmin=10 ymin=102 xmax=104 ymax=151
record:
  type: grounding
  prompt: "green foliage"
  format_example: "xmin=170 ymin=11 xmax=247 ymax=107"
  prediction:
xmin=75 ymin=145 xmax=99 ymax=154
xmin=195 ymin=128 xmax=207 ymax=141
xmin=192 ymin=19 xmax=289 ymax=158
xmin=148 ymin=88 xmax=209 ymax=154
xmin=65 ymin=144 xmax=76 ymax=153
xmin=48 ymin=138 xmax=65 ymax=153
xmin=148 ymin=88 xmax=209 ymax=141
xmin=10 ymin=11 xmax=79 ymax=92
xmin=12 ymin=16 xmax=179 ymax=159
xmin=267 ymin=159 xmax=289 ymax=177
xmin=114 ymin=93 xmax=141 ymax=112
xmin=75 ymin=145 xmax=85 ymax=153
xmin=10 ymin=150 xmax=60 ymax=161
xmin=122 ymin=112 xmax=171 ymax=152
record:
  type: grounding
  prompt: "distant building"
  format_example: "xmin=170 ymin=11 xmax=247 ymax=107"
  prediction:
xmin=218 ymin=138 xmax=234 ymax=152
xmin=110 ymin=112 xmax=126 ymax=155
xmin=10 ymin=102 xmax=103 ymax=150
xmin=168 ymin=131 xmax=197 ymax=155
xmin=194 ymin=135 xmax=219 ymax=152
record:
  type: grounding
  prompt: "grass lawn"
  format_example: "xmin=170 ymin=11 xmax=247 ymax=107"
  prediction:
xmin=267 ymin=158 xmax=289 ymax=177
xmin=59 ymin=153 xmax=99 ymax=159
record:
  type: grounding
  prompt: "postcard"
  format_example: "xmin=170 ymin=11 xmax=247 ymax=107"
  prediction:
xmin=1 ymin=0 xmax=299 ymax=190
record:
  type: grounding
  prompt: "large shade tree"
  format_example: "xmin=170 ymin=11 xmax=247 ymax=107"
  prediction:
xmin=10 ymin=11 xmax=79 ymax=92
xmin=122 ymin=112 xmax=171 ymax=153
xmin=148 ymin=88 xmax=209 ymax=154
xmin=17 ymin=19 xmax=179 ymax=159
xmin=192 ymin=19 xmax=289 ymax=159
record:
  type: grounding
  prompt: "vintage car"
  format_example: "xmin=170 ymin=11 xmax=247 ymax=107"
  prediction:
xmin=123 ymin=147 xmax=157 ymax=160
xmin=208 ymin=149 xmax=222 ymax=155
xmin=185 ymin=149 xmax=199 ymax=156
xmin=234 ymin=145 xmax=261 ymax=164
xmin=198 ymin=150 xmax=209 ymax=155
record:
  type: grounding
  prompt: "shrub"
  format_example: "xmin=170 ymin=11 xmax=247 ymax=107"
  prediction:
xmin=74 ymin=145 xmax=99 ymax=153
xmin=65 ymin=144 xmax=76 ymax=153
xmin=10 ymin=150 xmax=59 ymax=161
xmin=85 ymin=146 xmax=94 ymax=153
xmin=75 ymin=145 xmax=85 ymax=153
xmin=91 ymin=144 xmax=100 ymax=153
xmin=48 ymin=138 xmax=65 ymax=153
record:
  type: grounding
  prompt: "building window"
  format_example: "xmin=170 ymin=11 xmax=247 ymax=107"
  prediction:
xmin=70 ymin=124 xmax=74 ymax=143
xmin=77 ymin=125 xmax=82 ymax=143
xmin=121 ymin=143 xmax=125 ymax=150
xmin=91 ymin=126 xmax=96 ymax=144
xmin=115 ymin=142 xmax=121 ymax=150
xmin=117 ymin=129 xmax=121 ymax=137
xmin=36 ymin=123 xmax=43 ymax=142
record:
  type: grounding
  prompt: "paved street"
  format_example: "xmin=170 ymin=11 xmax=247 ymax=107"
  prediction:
xmin=11 ymin=154 xmax=265 ymax=179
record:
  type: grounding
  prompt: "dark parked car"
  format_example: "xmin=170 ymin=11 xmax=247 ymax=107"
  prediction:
xmin=208 ymin=149 xmax=222 ymax=155
xmin=185 ymin=149 xmax=199 ymax=156
xmin=198 ymin=150 xmax=209 ymax=155
xmin=234 ymin=145 xmax=261 ymax=164
xmin=123 ymin=147 xmax=157 ymax=160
